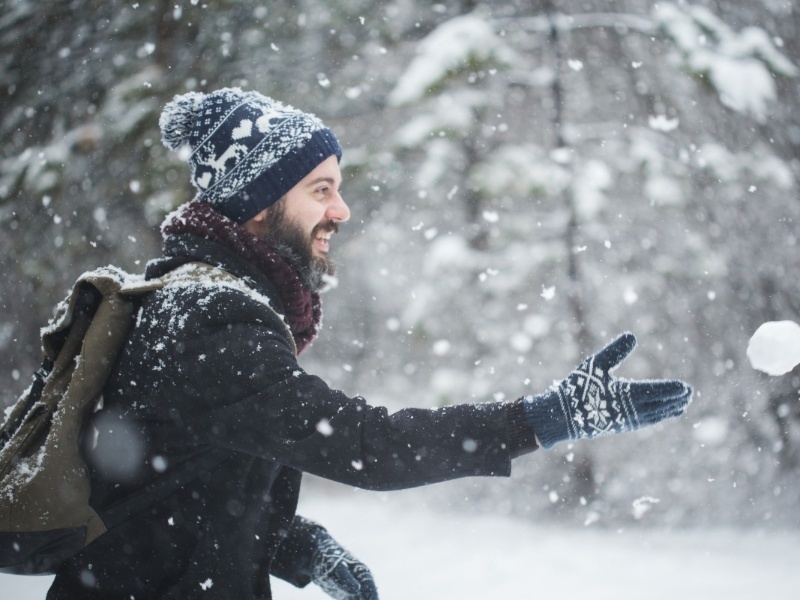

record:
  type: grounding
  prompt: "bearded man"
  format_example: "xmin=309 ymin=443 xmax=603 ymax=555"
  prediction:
xmin=48 ymin=88 xmax=692 ymax=600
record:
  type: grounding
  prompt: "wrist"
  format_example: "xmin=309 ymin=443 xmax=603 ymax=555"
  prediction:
xmin=506 ymin=399 xmax=539 ymax=457
xmin=522 ymin=390 xmax=570 ymax=449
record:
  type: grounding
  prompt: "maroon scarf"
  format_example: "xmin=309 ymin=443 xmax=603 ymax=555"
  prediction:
xmin=162 ymin=200 xmax=322 ymax=354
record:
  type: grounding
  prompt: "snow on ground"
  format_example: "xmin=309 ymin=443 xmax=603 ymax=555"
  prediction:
xmin=4 ymin=485 xmax=799 ymax=599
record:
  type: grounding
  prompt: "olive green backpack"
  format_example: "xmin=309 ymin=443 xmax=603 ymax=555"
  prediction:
xmin=0 ymin=263 xmax=231 ymax=575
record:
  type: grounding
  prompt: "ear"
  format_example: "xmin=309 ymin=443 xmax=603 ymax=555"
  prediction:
xmin=242 ymin=208 xmax=269 ymax=237
xmin=249 ymin=208 xmax=269 ymax=223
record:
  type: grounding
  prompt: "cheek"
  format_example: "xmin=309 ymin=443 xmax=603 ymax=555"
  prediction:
xmin=302 ymin=206 xmax=327 ymax=230
xmin=284 ymin=193 xmax=326 ymax=231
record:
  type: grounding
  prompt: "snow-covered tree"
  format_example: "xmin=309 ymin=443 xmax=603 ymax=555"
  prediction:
xmin=327 ymin=0 xmax=800 ymax=526
xmin=2 ymin=0 xmax=799 ymax=528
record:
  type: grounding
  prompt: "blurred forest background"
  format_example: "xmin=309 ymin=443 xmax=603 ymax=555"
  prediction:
xmin=2 ymin=0 xmax=799 ymax=529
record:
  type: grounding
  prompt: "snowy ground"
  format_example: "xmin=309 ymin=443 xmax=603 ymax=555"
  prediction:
xmin=4 ymin=485 xmax=799 ymax=599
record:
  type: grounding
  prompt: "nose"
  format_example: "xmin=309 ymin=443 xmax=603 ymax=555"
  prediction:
xmin=327 ymin=192 xmax=350 ymax=223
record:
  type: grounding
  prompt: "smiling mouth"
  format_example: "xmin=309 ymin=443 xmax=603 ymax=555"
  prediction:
xmin=314 ymin=232 xmax=331 ymax=254
xmin=312 ymin=222 xmax=339 ymax=254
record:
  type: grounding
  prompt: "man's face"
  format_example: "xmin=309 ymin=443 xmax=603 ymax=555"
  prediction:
xmin=282 ymin=154 xmax=350 ymax=258
xmin=251 ymin=155 xmax=350 ymax=290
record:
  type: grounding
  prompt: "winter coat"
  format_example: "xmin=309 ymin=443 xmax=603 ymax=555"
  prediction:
xmin=48 ymin=234 xmax=529 ymax=599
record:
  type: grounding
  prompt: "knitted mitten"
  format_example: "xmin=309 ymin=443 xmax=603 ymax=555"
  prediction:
xmin=311 ymin=529 xmax=379 ymax=600
xmin=523 ymin=333 xmax=692 ymax=448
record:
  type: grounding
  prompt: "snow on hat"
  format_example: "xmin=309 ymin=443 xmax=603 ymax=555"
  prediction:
xmin=159 ymin=87 xmax=342 ymax=223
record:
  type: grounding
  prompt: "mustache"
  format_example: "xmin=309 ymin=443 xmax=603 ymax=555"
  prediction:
xmin=312 ymin=220 xmax=339 ymax=236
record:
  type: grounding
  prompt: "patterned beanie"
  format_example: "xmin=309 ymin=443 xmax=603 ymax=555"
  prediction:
xmin=159 ymin=87 xmax=342 ymax=223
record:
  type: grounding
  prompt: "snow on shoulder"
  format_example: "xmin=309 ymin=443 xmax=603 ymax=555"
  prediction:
xmin=158 ymin=262 xmax=279 ymax=314
xmin=155 ymin=262 xmax=295 ymax=353
xmin=747 ymin=320 xmax=800 ymax=376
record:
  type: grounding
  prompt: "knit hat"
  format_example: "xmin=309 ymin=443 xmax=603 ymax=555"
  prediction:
xmin=159 ymin=87 xmax=342 ymax=223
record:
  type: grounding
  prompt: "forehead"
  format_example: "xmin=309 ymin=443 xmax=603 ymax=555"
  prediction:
xmin=300 ymin=155 xmax=341 ymax=187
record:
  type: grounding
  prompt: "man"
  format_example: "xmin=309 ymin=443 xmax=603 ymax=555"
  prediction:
xmin=48 ymin=88 xmax=692 ymax=599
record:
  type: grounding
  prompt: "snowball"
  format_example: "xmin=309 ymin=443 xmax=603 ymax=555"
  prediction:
xmin=747 ymin=320 xmax=800 ymax=376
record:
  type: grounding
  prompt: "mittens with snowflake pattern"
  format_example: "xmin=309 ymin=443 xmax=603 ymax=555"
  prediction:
xmin=310 ymin=528 xmax=379 ymax=600
xmin=523 ymin=333 xmax=692 ymax=448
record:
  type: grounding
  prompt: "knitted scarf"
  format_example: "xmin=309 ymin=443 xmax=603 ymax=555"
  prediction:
xmin=162 ymin=200 xmax=322 ymax=354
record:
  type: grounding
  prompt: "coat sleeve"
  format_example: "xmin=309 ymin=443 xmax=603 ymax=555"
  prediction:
xmin=268 ymin=515 xmax=320 ymax=588
xmin=147 ymin=285 xmax=520 ymax=491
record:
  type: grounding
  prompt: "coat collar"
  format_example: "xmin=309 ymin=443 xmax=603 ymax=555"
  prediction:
xmin=146 ymin=234 xmax=285 ymax=313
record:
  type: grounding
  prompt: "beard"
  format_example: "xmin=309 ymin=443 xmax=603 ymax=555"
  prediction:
xmin=262 ymin=199 xmax=338 ymax=292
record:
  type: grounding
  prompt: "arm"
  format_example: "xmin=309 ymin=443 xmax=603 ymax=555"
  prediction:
xmin=155 ymin=288 xmax=535 ymax=490
xmin=200 ymin=348 xmax=524 ymax=490
xmin=156 ymin=289 xmax=685 ymax=489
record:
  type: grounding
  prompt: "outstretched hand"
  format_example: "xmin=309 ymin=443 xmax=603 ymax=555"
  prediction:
xmin=523 ymin=332 xmax=692 ymax=448
xmin=311 ymin=530 xmax=379 ymax=600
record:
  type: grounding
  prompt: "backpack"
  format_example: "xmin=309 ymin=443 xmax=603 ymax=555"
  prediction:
xmin=0 ymin=263 xmax=234 ymax=575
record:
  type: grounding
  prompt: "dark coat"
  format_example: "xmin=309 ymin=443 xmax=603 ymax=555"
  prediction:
xmin=48 ymin=234 xmax=520 ymax=599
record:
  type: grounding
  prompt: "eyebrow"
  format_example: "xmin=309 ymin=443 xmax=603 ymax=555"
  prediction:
xmin=305 ymin=176 xmax=339 ymax=188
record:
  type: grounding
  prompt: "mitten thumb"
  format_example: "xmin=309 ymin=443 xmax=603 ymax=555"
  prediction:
xmin=594 ymin=332 xmax=637 ymax=372
xmin=328 ymin=562 xmax=361 ymax=595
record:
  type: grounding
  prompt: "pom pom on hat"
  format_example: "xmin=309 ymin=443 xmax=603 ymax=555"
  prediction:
xmin=159 ymin=91 xmax=205 ymax=151
xmin=158 ymin=87 xmax=342 ymax=223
